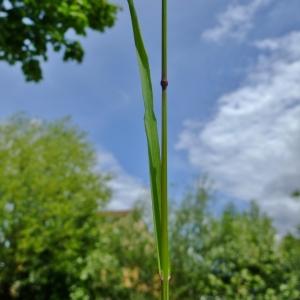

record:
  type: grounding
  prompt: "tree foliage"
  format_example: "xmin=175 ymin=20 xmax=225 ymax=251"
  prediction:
xmin=0 ymin=114 xmax=110 ymax=299
xmin=0 ymin=0 xmax=118 ymax=81
xmin=170 ymin=187 xmax=300 ymax=300
xmin=81 ymin=209 xmax=159 ymax=300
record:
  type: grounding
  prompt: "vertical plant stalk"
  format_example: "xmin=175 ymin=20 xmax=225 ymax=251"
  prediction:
xmin=161 ymin=0 xmax=170 ymax=298
xmin=127 ymin=0 xmax=170 ymax=299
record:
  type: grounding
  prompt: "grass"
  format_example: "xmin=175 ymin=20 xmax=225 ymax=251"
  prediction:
xmin=127 ymin=0 xmax=170 ymax=299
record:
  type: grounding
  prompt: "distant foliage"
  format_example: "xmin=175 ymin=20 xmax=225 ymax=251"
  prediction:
xmin=81 ymin=209 xmax=159 ymax=300
xmin=0 ymin=0 xmax=118 ymax=81
xmin=170 ymin=187 xmax=300 ymax=300
xmin=0 ymin=114 xmax=110 ymax=299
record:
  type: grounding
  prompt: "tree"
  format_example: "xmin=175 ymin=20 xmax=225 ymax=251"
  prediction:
xmin=0 ymin=114 xmax=110 ymax=299
xmin=280 ymin=234 xmax=300 ymax=291
xmin=0 ymin=0 xmax=118 ymax=81
xmin=79 ymin=208 xmax=159 ymax=300
xmin=170 ymin=185 xmax=300 ymax=300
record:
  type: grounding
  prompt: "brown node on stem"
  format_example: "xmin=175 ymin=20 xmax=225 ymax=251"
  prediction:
xmin=160 ymin=79 xmax=168 ymax=90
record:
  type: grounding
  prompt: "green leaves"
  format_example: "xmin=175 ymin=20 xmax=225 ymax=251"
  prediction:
xmin=127 ymin=0 xmax=162 ymax=274
xmin=0 ymin=0 xmax=119 ymax=81
xmin=170 ymin=187 xmax=300 ymax=300
xmin=0 ymin=114 xmax=111 ymax=299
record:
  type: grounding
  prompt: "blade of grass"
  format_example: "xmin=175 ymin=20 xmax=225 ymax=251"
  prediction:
xmin=127 ymin=0 xmax=162 ymax=275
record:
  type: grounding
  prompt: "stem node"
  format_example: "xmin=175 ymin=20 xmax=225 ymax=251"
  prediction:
xmin=160 ymin=79 xmax=168 ymax=90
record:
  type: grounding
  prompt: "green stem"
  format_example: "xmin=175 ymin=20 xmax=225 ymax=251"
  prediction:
xmin=161 ymin=277 xmax=169 ymax=300
xmin=161 ymin=88 xmax=169 ymax=282
xmin=162 ymin=0 xmax=167 ymax=81
xmin=161 ymin=0 xmax=169 ymax=298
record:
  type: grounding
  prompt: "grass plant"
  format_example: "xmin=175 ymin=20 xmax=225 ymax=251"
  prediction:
xmin=127 ymin=0 xmax=170 ymax=299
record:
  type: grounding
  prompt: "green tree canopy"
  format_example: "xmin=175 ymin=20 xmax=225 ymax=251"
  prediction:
xmin=0 ymin=0 xmax=118 ymax=81
xmin=170 ymin=186 xmax=300 ymax=300
xmin=81 ymin=208 xmax=159 ymax=300
xmin=0 ymin=114 xmax=110 ymax=299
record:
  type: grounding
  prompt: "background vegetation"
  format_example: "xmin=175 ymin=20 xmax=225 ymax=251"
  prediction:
xmin=0 ymin=115 xmax=299 ymax=300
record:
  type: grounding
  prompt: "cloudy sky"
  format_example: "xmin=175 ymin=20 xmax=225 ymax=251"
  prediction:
xmin=1 ymin=0 xmax=300 ymax=233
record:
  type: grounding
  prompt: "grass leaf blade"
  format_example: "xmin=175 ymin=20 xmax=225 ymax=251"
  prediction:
xmin=127 ymin=0 xmax=162 ymax=273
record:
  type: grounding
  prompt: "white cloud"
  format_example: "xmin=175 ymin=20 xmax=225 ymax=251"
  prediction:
xmin=97 ymin=149 xmax=149 ymax=210
xmin=202 ymin=0 xmax=273 ymax=42
xmin=177 ymin=31 xmax=300 ymax=233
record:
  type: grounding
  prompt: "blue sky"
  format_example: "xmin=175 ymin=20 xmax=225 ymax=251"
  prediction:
xmin=1 ymin=0 xmax=300 ymax=233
